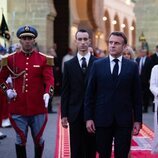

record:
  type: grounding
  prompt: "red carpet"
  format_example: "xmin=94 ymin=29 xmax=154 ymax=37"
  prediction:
xmin=54 ymin=112 xmax=158 ymax=158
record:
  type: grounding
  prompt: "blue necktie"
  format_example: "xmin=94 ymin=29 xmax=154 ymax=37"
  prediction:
xmin=112 ymin=59 xmax=119 ymax=79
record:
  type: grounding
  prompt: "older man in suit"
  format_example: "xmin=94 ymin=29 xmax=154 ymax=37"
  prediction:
xmin=85 ymin=31 xmax=142 ymax=158
xmin=136 ymin=48 xmax=151 ymax=113
xmin=61 ymin=29 xmax=96 ymax=158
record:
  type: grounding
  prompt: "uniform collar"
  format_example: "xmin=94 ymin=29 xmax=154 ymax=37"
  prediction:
xmin=21 ymin=49 xmax=34 ymax=56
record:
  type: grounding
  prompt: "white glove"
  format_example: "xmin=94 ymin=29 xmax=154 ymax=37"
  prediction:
xmin=7 ymin=89 xmax=17 ymax=99
xmin=6 ymin=76 xmax=12 ymax=84
xmin=43 ymin=93 xmax=50 ymax=108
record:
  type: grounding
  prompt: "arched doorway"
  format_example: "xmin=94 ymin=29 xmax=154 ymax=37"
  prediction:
xmin=123 ymin=18 xmax=129 ymax=39
xmin=104 ymin=10 xmax=111 ymax=49
xmin=113 ymin=14 xmax=120 ymax=31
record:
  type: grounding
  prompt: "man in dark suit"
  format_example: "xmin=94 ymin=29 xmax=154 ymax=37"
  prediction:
xmin=136 ymin=48 xmax=151 ymax=113
xmin=85 ymin=31 xmax=142 ymax=158
xmin=150 ymin=45 xmax=158 ymax=69
xmin=61 ymin=29 xmax=96 ymax=158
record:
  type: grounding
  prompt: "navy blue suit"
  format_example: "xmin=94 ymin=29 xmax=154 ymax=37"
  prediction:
xmin=85 ymin=56 xmax=142 ymax=158
xmin=61 ymin=55 xmax=97 ymax=158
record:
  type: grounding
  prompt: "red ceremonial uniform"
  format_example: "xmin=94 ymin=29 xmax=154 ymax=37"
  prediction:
xmin=0 ymin=50 xmax=54 ymax=116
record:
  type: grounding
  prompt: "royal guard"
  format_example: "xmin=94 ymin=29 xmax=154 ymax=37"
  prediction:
xmin=0 ymin=25 xmax=54 ymax=158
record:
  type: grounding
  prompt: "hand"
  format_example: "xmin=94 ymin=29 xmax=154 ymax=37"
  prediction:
xmin=132 ymin=122 xmax=142 ymax=135
xmin=7 ymin=89 xmax=17 ymax=99
xmin=43 ymin=93 xmax=50 ymax=108
xmin=86 ymin=120 xmax=96 ymax=133
xmin=6 ymin=76 xmax=12 ymax=84
xmin=61 ymin=117 xmax=68 ymax=128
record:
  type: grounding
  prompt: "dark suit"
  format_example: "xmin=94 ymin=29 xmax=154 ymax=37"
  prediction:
xmin=150 ymin=53 xmax=158 ymax=69
xmin=136 ymin=56 xmax=151 ymax=112
xmin=61 ymin=55 xmax=97 ymax=158
xmin=85 ymin=57 xmax=142 ymax=158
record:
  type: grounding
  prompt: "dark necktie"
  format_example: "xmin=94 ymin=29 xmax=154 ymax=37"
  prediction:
xmin=112 ymin=59 xmax=119 ymax=79
xmin=81 ymin=57 xmax=87 ymax=73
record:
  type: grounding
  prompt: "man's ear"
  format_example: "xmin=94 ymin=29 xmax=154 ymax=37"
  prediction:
xmin=19 ymin=39 xmax=22 ymax=44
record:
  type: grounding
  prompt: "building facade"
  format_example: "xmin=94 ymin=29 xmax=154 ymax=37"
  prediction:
xmin=134 ymin=0 xmax=158 ymax=52
xmin=0 ymin=0 xmax=136 ymax=56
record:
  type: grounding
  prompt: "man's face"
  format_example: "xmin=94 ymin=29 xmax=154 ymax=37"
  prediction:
xmin=108 ymin=35 xmax=126 ymax=58
xmin=20 ymin=36 xmax=35 ymax=52
xmin=75 ymin=32 xmax=90 ymax=54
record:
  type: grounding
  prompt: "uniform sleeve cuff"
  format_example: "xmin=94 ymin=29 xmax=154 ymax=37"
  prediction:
xmin=0 ymin=82 xmax=8 ymax=93
xmin=49 ymin=86 xmax=54 ymax=96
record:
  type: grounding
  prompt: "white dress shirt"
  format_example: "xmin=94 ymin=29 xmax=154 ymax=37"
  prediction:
xmin=109 ymin=55 xmax=122 ymax=75
xmin=77 ymin=52 xmax=91 ymax=67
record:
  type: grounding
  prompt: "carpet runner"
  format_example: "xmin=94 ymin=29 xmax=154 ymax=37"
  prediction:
xmin=54 ymin=113 xmax=158 ymax=158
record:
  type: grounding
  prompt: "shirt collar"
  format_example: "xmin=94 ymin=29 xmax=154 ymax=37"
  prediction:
xmin=109 ymin=54 xmax=123 ymax=63
xmin=77 ymin=52 xmax=91 ymax=62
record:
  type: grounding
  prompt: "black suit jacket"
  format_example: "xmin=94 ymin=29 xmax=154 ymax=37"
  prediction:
xmin=61 ymin=55 xmax=97 ymax=123
xmin=85 ymin=57 xmax=142 ymax=127
xmin=136 ymin=57 xmax=151 ymax=89
xmin=150 ymin=53 xmax=158 ymax=69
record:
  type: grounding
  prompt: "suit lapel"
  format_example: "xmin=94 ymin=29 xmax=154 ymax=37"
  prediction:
xmin=106 ymin=57 xmax=113 ymax=81
xmin=72 ymin=56 xmax=84 ymax=80
xmin=115 ymin=58 xmax=127 ymax=88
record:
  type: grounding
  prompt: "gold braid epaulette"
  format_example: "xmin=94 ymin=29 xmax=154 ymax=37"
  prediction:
xmin=0 ymin=55 xmax=8 ymax=67
xmin=39 ymin=52 xmax=54 ymax=66
xmin=0 ymin=53 xmax=25 ymax=78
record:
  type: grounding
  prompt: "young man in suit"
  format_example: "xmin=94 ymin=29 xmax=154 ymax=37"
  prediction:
xmin=85 ymin=31 xmax=142 ymax=158
xmin=61 ymin=29 xmax=96 ymax=158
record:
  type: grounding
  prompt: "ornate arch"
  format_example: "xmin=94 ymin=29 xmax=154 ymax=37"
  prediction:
xmin=113 ymin=14 xmax=120 ymax=31
xmin=131 ymin=20 xmax=136 ymax=48
xmin=104 ymin=10 xmax=111 ymax=42
xmin=123 ymin=18 xmax=129 ymax=39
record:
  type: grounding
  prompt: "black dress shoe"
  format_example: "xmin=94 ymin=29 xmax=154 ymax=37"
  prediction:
xmin=0 ymin=134 xmax=7 ymax=139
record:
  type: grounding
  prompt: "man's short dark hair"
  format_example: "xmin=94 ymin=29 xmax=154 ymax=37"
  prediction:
xmin=109 ymin=31 xmax=128 ymax=44
xmin=156 ymin=45 xmax=158 ymax=49
xmin=75 ymin=29 xmax=90 ymax=39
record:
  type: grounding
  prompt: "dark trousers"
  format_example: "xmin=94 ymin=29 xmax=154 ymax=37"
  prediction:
xmin=142 ymin=88 xmax=150 ymax=112
xmin=96 ymin=124 xmax=132 ymax=158
xmin=69 ymin=116 xmax=96 ymax=158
